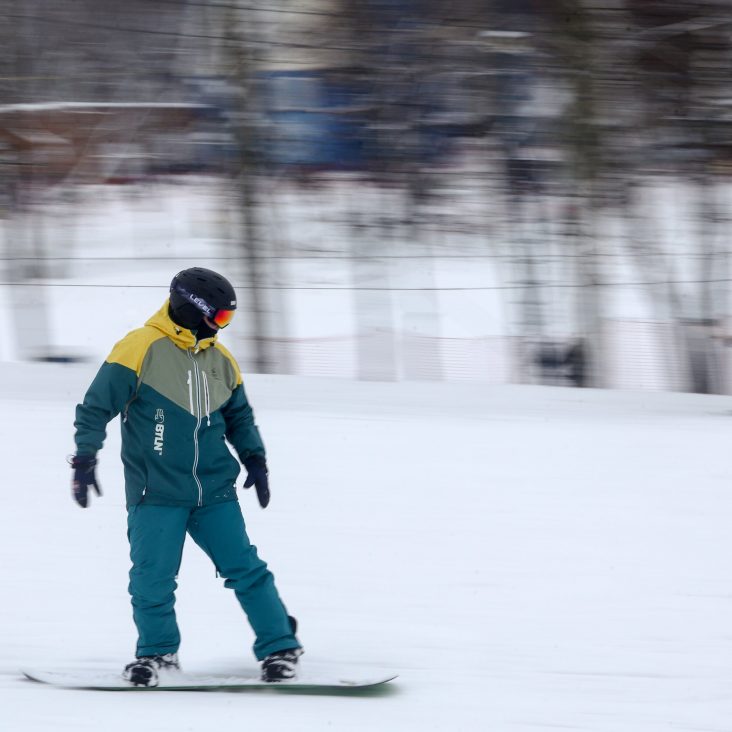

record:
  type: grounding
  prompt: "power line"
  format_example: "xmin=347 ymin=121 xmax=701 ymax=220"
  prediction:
xmin=0 ymin=11 xmax=229 ymax=44
xmin=2 ymin=278 xmax=731 ymax=292
xmin=0 ymin=10 xmax=372 ymax=54
xmin=0 ymin=250 xmax=728 ymax=262
xmin=156 ymin=0 xmax=345 ymax=20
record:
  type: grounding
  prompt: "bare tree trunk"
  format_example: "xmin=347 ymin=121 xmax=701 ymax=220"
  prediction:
xmin=550 ymin=0 xmax=604 ymax=387
xmin=693 ymin=167 xmax=723 ymax=393
xmin=351 ymin=184 xmax=397 ymax=381
xmin=401 ymin=152 xmax=443 ymax=381
xmin=226 ymin=4 xmax=271 ymax=373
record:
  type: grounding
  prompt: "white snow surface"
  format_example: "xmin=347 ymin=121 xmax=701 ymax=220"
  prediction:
xmin=1 ymin=361 xmax=731 ymax=730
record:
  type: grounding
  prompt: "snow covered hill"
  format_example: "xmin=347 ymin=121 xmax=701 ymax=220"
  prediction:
xmin=1 ymin=361 xmax=731 ymax=731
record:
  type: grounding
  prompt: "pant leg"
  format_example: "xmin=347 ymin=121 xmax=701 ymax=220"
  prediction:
xmin=186 ymin=500 xmax=300 ymax=660
xmin=127 ymin=504 xmax=190 ymax=657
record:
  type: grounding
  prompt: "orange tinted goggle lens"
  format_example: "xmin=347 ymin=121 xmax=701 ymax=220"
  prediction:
xmin=213 ymin=309 xmax=235 ymax=328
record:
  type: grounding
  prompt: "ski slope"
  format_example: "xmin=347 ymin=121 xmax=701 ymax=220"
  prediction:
xmin=1 ymin=361 xmax=731 ymax=731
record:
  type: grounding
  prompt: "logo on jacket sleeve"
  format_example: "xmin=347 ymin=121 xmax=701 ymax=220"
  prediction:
xmin=153 ymin=408 xmax=165 ymax=455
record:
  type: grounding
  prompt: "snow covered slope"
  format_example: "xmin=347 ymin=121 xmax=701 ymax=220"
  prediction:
xmin=1 ymin=362 xmax=731 ymax=731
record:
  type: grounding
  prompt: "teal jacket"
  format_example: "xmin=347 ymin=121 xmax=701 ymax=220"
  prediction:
xmin=74 ymin=301 xmax=265 ymax=507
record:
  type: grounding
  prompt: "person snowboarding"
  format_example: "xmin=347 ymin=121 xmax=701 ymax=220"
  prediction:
xmin=70 ymin=267 xmax=302 ymax=687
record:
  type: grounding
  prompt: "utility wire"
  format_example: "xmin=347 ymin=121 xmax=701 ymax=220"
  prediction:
xmin=0 ymin=251 xmax=725 ymax=262
xmin=2 ymin=278 xmax=730 ymax=291
xmin=0 ymin=10 xmax=383 ymax=53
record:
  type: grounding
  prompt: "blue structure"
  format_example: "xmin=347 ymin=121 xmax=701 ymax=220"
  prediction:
xmin=259 ymin=70 xmax=367 ymax=169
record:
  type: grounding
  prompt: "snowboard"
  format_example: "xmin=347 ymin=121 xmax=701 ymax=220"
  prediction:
xmin=22 ymin=667 xmax=397 ymax=692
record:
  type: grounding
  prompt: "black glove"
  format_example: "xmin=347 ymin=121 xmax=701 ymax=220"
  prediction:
xmin=70 ymin=454 xmax=102 ymax=508
xmin=243 ymin=455 xmax=270 ymax=508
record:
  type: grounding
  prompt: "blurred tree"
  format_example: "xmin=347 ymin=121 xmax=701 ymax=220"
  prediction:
xmin=0 ymin=0 xmax=195 ymax=360
xmin=625 ymin=0 xmax=732 ymax=392
xmin=222 ymin=1 xmax=273 ymax=374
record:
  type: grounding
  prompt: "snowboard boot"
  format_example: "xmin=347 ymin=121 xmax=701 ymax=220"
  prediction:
xmin=122 ymin=652 xmax=180 ymax=687
xmin=261 ymin=648 xmax=303 ymax=682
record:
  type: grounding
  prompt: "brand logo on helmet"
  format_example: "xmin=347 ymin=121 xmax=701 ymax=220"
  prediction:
xmin=189 ymin=294 xmax=215 ymax=317
xmin=173 ymin=282 xmax=217 ymax=318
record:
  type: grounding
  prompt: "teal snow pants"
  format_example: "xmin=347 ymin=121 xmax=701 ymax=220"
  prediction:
xmin=127 ymin=500 xmax=299 ymax=660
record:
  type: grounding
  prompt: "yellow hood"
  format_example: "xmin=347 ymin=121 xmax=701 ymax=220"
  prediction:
xmin=145 ymin=299 xmax=218 ymax=351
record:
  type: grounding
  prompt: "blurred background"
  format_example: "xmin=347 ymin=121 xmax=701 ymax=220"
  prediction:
xmin=2 ymin=0 xmax=732 ymax=392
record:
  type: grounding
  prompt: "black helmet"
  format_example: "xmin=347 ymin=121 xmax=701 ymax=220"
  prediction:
xmin=169 ymin=267 xmax=237 ymax=330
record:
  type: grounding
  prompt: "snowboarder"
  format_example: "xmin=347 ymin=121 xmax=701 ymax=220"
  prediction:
xmin=70 ymin=267 xmax=302 ymax=687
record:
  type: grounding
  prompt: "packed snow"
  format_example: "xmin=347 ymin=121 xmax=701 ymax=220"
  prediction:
xmin=1 ymin=361 xmax=731 ymax=730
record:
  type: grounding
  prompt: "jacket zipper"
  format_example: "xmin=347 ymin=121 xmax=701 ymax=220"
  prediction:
xmin=187 ymin=350 xmax=204 ymax=507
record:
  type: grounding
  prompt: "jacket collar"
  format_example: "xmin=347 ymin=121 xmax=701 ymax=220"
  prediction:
xmin=145 ymin=300 xmax=218 ymax=351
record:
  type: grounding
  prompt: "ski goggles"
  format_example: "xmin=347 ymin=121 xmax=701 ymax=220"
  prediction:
xmin=211 ymin=308 xmax=235 ymax=328
xmin=172 ymin=282 xmax=236 ymax=328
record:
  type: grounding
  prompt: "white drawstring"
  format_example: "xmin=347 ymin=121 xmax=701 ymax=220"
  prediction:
xmin=202 ymin=371 xmax=211 ymax=426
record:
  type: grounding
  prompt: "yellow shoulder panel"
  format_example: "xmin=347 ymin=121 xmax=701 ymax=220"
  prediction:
xmin=214 ymin=341 xmax=243 ymax=385
xmin=106 ymin=327 xmax=165 ymax=376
